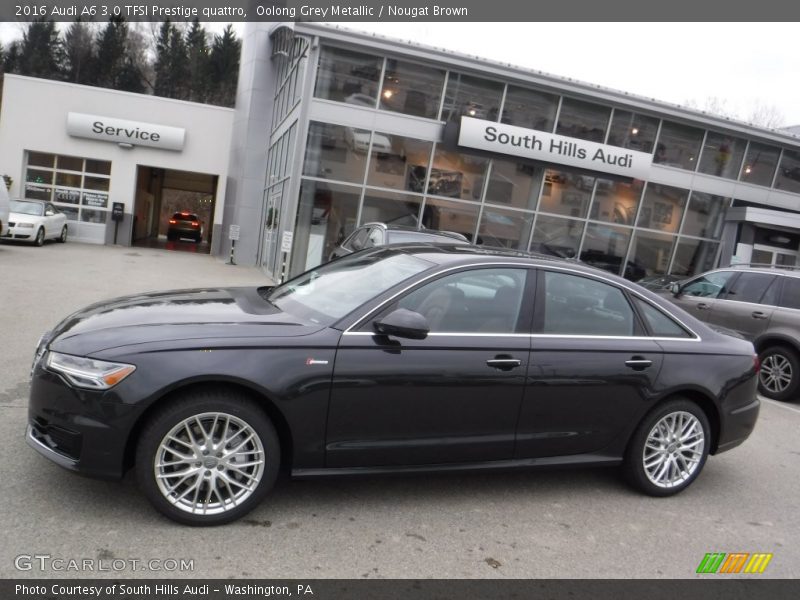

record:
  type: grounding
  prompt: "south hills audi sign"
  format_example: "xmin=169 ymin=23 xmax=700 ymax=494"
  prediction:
xmin=458 ymin=116 xmax=652 ymax=180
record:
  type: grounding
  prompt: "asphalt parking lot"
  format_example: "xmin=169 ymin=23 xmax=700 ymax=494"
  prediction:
xmin=1 ymin=241 xmax=798 ymax=579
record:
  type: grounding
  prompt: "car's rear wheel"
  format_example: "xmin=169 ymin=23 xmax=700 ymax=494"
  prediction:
xmin=34 ymin=227 xmax=45 ymax=246
xmin=135 ymin=389 xmax=280 ymax=525
xmin=58 ymin=225 xmax=67 ymax=243
xmin=624 ymin=399 xmax=710 ymax=497
xmin=758 ymin=346 xmax=800 ymax=401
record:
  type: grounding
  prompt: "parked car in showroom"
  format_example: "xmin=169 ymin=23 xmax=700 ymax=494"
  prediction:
xmin=167 ymin=211 xmax=202 ymax=243
xmin=661 ymin=265 xmax=800 ymax=401
xmin=1 ymin=199 xmax=67 ymax=246
xmin=27 ymin=245 xmax=759 ymax=525
xmin=329 ymin=222 xmax=469 ymax=261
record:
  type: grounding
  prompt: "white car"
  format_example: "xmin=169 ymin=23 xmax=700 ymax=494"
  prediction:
xmin=0 ymin=183 xmax=9 ymax=237
xmin=2 ymin=199 xmax=68 ymax=246
xmin=345 ymin=129 xmax=393 ymax=155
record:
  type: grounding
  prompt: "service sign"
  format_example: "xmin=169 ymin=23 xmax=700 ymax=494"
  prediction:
xmin=458 ymin=117 xmax=652 ymax=180
xmin=66 ymin=113 xmax=185 ymax=151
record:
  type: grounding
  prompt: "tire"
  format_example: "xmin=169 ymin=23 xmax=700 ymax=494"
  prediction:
xmin=135 ymin=389 xmax=280 ymax=526
xmin=623 ymin=398 xmax=710 ymax=497
xmin=758 ymin=345 xmax=800 ymax=401
xmin=58 ymin=225 xmax=67 ymax=243
xmin=34 ymin=227 xmax=45 ymax=246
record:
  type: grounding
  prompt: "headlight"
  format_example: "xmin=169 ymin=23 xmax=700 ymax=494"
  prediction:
xmin=17 ymin=223 xmax=34 ymax=228
xmin=46 ymin=351 xmax=136 ymax=390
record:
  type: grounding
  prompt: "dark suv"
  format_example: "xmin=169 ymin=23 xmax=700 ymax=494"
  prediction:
xmin=664 ymin=266 xmax=800 ymax=401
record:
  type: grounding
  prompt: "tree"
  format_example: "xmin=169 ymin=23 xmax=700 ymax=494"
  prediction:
xmin=63 ymin=20 xmax=96 ymax=85
xmin=185 ymin=19 xmax=210 ymax=103
xmin=17 ymin=20 xmax=63 ymax=80
xmin=94 ymin=17 xmax=145 ymax=93
xmin=747 ymin=102 xmax=786 ymax=129
xmin=207 ymin=25 xmax=241 ymax=107
xmin=153 ymin=20 xmax=190 ymax=99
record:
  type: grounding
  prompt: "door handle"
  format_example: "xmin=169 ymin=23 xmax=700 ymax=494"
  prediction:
xmin=625 ymin=357 xmax=653 ymax=371
xmin=486 ymin=357 xmax=522 ymax=371
xmin=751 ymin=311 xmax=768 ymax=320
xmin=696 ymin=302 xmax=709 ymax=310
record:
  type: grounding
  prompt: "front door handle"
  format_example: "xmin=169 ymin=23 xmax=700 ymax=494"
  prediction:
xmin=696 ymin=302 xmax=710 ymax=310
xmin=751 ymin=311 xmax=768 ymax=320
xmin=625 ymin=357 xmax=653 ymax=371
xmin=486 ymin=356 xmax=522 ymax=371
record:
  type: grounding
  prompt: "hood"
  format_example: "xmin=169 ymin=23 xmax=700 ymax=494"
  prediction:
xmin=10 ymin=212 xmax=43 ymax=224
xmin=46 ymin=287 xmax=324 ymax=356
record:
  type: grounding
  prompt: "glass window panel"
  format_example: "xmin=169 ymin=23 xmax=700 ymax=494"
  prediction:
xmin=633 ymin=298 xmax=691 ymax=338
xmin=654 ymin=121 xmax=703 ymax=170
xmin=24 ymin=183 xmax=51 ymax=201
xmin=530 ymin=214 xmax=584 ymax=258
xmin=366 ymin=133 xmax=432 ymax=193
xmin=56 ymin=172 xmax=82 ymax=187
xmin=678 ymin=270 xmax=735 ymax=298
xmin=589 ymin=178 xmax=643 ymax=225
xmin=670 ymin=238 xmax=719 ymax=277
xmin=380 ymin=59 xmax=445 ymax=119
xmin=360 ymin=189 xmax=423 ymax=228
xmin=57 ymin=155 xmax=83 ymax=171
xmin=420 ymin=197 xmax=479 ymax=242
xmin=682 ymin=192 xmax=726 ymax=239
xmin=53 ymin=188 xmax=80 ymax=204
xmin=27 ymin=151 xmax=55 ymax=168
xmin=555 ymin=98 xmax=610 ymax=143
xmin=724 ymin=273 xmax=778 ymax=304
xmin=58 ymin=205 xmax=79 ymax=221
xmin=484 ymin=160 xmax=543 ymax=211
xmin=294 ymin=180 xmax=361 ymax=270
xmin=82 ymin=191 xmax=108 ymax=208
xmin=83 ymin=176 xmax=110 ymax=192
xmin=779 ymin=278 xmax=800 ymax=310
xmin=580 ymin=223 xmax=633 ymax=277
xmin=628 ymin=230 xmax=676 ymax=280
xmin=501 ymin=85 xmax=558 ymax=132
xmin=302 ymin=122 xmax=369 ymax=184
xmin=775 ymin=149 xmax=800 ymax=194
xmin=442 ymin=72 xmax=503 ymax=122
xmin=79 ymin=208 xmax=109 ymax=224
xmin=698 ymin=132 xmax=746 ymax=179
xmin=477 ymin=206 xmax=534 ymax=251
xmin=84 ymin=159 xmax=111 ymax=176
xmin=739 ymin=142 xmax=780 ymax=186
xmin=314 ymin=46 xmax=382 ymax=105
xmin=606 ymin=110 xmax=659 ymax=153
xmin=26 ymin=169 xmax=53 ymax=185
xmin=541 ymin=271 xmax=635 ymax=336
xmin=429 ymin=146 xmax=489 ymax=201
xmin=537 ymin=169 xmax=592 ymax=218
xmin=636 ymin=183 xmax=688 ymax=234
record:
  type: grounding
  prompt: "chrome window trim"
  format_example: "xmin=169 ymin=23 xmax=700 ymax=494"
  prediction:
xmin=342 ymin=259 xmax=702 ymax=341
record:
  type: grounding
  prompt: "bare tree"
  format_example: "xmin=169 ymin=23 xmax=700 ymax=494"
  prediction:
xmin=746 ymin=101 xmax=786 ymax=129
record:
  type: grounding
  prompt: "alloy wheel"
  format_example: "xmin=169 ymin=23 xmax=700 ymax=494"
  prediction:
xmin=760 ymin=353 xmax=793 ymax=394
xmin=642 ymin=411 xmax=705 ymax=489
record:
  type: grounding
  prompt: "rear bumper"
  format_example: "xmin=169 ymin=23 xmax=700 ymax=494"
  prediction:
xmin=715 ymin=396 xmax=760 ymax=454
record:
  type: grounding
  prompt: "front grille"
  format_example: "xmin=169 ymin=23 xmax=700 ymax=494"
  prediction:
xmin=8 ymin=222 xmax=15 ymax=227
xmin=31 ymin=419 xmax=82 ymax=460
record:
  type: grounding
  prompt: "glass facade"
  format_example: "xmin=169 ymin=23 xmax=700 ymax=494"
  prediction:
xmin=281 ymin=41 xmax=800 ymax=281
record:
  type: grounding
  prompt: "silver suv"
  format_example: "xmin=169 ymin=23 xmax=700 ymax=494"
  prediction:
xmin=664 ymin=266 xmax=800 ymax=401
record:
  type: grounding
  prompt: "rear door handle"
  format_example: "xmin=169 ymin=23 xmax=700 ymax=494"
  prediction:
xmin=486 ymin=357 xmax=522 ymax=371
xmin=625 ymin=357 xmax=653 ymax=371
xmin=751 ymin=311 xmax=768 ymax=320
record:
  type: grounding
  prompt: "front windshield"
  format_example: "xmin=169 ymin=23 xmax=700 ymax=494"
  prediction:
xmin=11 ymin=200 xmax=43 ymax=216
xmin=265 ymin=250 xmax=435 ymax=325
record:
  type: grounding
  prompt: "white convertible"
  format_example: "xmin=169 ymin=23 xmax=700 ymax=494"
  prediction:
xmin=3 ymin=199 xmax=68 ymax=246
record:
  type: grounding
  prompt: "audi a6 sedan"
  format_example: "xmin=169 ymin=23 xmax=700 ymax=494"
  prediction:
xmin=26 ymin=245 xmax=760 ymax=525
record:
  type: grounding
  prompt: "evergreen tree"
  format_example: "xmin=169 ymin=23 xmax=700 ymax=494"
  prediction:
xmin=185 ymin=19 xmax=210 ymax=102
xmin=153 ymin=20 xmax=189 ymax=99
xmin=17 ymin=20 xmax=63 ymax=80
xmin=94 ymin=17 xmax=144 ymax=92
xmin=63 ymin=20 xmax=96 ymax=85
xmin=3 ymin=41 xmax=20 ymax=74
xmin=207 ymin=25 xmax=240 ymax=107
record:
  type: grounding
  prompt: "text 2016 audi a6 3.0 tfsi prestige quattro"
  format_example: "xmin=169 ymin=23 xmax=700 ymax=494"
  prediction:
xmin=27 ymin=245 xmax=761 ymax=525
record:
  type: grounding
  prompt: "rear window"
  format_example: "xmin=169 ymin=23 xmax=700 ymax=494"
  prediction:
xmin=172 ymin=213 xmax=199 ymax=222
xmin=723 ymin=272 xmax=778 ymax=304
xmin=779 ymin=277 xmax=800 ymax=310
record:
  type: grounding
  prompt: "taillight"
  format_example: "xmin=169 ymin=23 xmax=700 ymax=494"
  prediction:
xmin=191 ymin=221 xmax=199 ymax=227
xmin=169 ymin=219 xmax=177 ymax=224
xmin=753 ymin=353 xmax=760 ymax=374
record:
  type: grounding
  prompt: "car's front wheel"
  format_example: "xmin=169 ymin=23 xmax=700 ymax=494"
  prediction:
xmin=624 ymin=399 xmax=710 ymax=497
xmin=758 ymin=345 xmax=800 ymax=401
xmin=135 ymin=389 xmax=280 ymax=525
xmin=58 ymin=225 xmax=67 ymax=243
xmin=34 ymin=227 xmax=45 ymax=246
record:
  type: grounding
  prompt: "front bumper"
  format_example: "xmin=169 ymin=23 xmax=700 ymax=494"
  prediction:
xmin=2 ymin=224 xmax=35 ymax=240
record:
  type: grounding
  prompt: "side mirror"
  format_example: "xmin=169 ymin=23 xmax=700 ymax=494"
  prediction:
xmin=669 ymin=282 xmax=682 ymax=296
xmin=45 ymin=210 xmax=54 ymax=216
xmin=374 ymin=308 xmax=429 ymax=340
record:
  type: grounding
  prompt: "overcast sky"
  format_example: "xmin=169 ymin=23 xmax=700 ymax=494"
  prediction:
xmin=2 ymin=21 xmax=797 ymax=127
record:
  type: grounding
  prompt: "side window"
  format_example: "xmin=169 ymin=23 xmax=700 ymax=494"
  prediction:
xmin=633 ymin=297 xmax=692 ymax=338
xmin=681 ymin=271 xmax=736 ymax=298
xmin=539 ymin=271 xmax=636 ymax=336
xmin=722 ymin=272 xmax=777 ymax=304
xmin=387 ymin=268 xmax=528 ymax=333
xmin=779 ymin=277 xmax=800 ymax=310
xmin=348 ymin=228 xmax=370 ymax=251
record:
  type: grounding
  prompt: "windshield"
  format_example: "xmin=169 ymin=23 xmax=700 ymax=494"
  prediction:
xmin=265 ymin=250 xmax=435 ymax=325
xmin=11 ymin=200 xmax=43 ymax=216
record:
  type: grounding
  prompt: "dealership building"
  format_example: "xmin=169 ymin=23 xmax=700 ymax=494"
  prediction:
xmin=3 ymin=22 xmax=800 ymax=282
